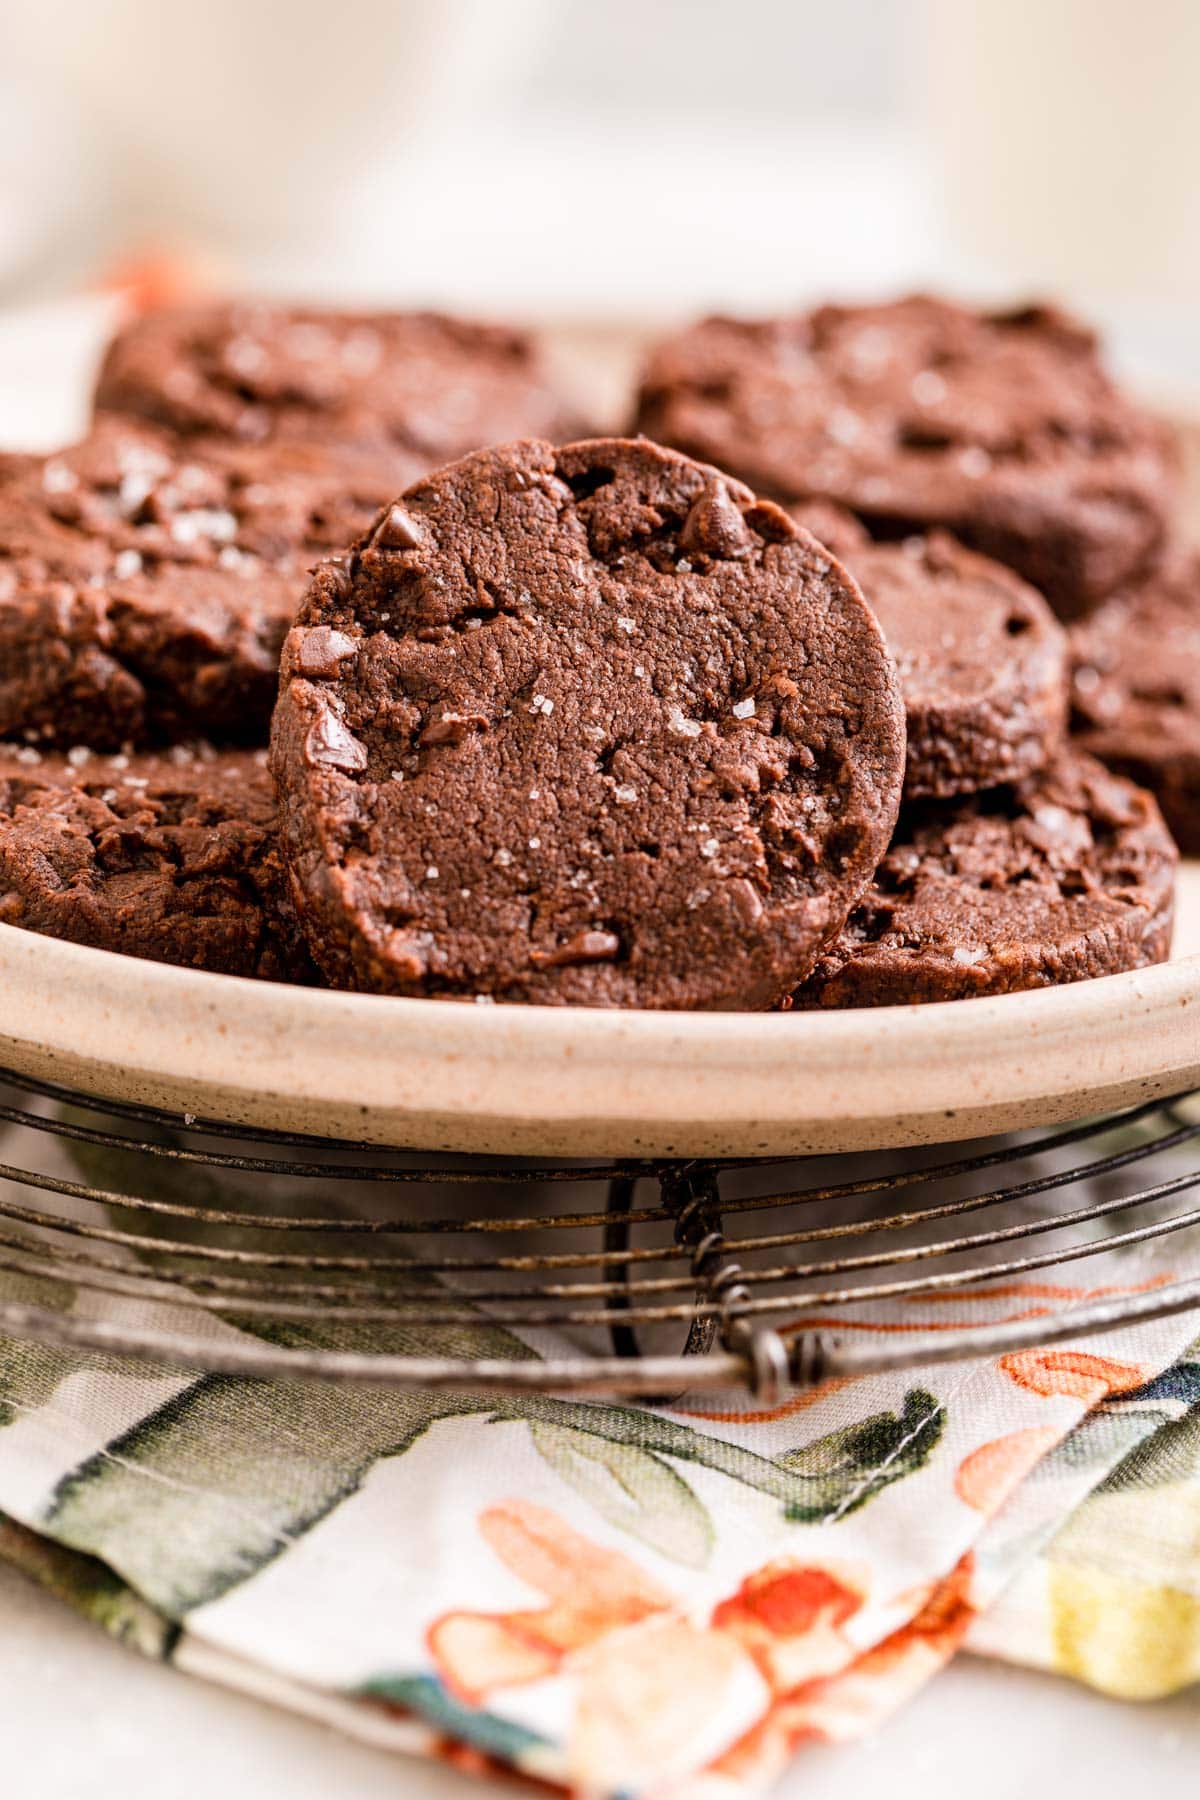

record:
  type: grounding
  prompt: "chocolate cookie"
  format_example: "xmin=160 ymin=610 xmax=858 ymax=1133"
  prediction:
xmin=270 ymin=437 xmax=906 ymax=1008
xmin=95 ymin=302 xmax=578 ymax=478
xmin=786 ymin=499 xmax=869 ymax=561
xmin=636 ymin=297 xmax=1176 ymax=618
xmin=795 ymin=750 xmax=1176 ymax=1007
xmin=0 ymin=744 xmax=312 ymax=980
xmin=0 ymin=418 xmax=400 ymax=749
xmin=1070 ymin=551 xmax=1200 ymax=853
xmin=847 ymin=533 xmax=1067 ymax=799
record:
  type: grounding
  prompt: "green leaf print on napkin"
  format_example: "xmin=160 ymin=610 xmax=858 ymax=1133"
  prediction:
xmin=528 ymin=1420 xmax=714 ymax=1568
xmin=42 ymin=1370 xmax=944 ymax=1616
xmin=0 ymin=1509 xmax=176 ymax=1659
xmin=776 ymin=1387 xmax=944 ymax=1521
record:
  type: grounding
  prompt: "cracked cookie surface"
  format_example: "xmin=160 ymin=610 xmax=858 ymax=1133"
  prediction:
xmin=637 ymin=297 xmax=1175 ymax=618
xmin=794 ymin=749 xmax=1176 ymax=1007
xmin=0 ymin=417 xmax=400 ymax=748
xmin=95 ymin=301 xmax=579 ymax=477
xmin=0 ymin=743 xmax=312 ymax=980
xmin=270 ymin=436 xmax=906 ymax=1007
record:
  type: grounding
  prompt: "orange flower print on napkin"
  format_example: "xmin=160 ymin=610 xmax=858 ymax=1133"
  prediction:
xmin=429 ymin=1501 xmax=772 ymax=1791
xmin=955 ymin=1427 xmax=1062 ymax=1514
xmin=428 ymin=1500 xmax=673 ymax=1704
xmin=426 ymin=1501 xmax=902 ymax=1793
xmin=999 ymin=1350 xmax=1149 ymax=1405
xmin=711 ymin=1561 xmax=867 ymax=1692
xmin=709 ymin=1555 xmax=978 ymax=1789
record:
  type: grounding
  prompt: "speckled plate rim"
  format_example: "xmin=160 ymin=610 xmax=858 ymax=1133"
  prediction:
xmin=3 ymin=866 xmax=1200 ymax=1156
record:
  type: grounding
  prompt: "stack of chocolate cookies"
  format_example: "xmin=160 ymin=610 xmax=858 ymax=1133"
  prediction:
xmin=637 ymin=297 xmax=1185 ymax=1005
xmin=0 ymin=294 xmax=1189 ymax=1009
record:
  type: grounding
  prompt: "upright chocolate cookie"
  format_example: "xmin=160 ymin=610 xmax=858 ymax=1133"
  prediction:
xmin=636 ymin=297 xmax=1175 ymax=618
xmin=271 ymin=437 xmax=906 ymax=1008
xmin=795 ymin=751 xmax=1176 ymax=1007
xmin=0 ymin=744 xmax=312 ymax=980
xmin=95 ymin=302 xmax=578 ymax=478
xmin=1070 ymin=551 xmax=1200 ymax=853
xmin=0 ymin=418 xmax=399 ymax=749
xmin=847 ymin=534 xmax=1067 ymax=799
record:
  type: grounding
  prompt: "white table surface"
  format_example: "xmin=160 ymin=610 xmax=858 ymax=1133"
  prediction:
xmin=4 ymin=1556 xmax=1198 ymax=1799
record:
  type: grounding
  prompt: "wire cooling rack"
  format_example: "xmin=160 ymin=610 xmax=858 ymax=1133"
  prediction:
xmin=2 ymin=1068 xmax=1200 ymax=1399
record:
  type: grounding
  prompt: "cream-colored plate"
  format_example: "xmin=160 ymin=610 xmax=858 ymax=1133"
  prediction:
xmin=2 ymin=864 xmax=1198 ymax=1156
xmin=2 ymin=310 xmax=1199 ymax=1156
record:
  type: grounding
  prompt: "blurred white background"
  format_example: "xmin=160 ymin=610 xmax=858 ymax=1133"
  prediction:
xmin=0 ymin=0 xmax=1197 ymax=385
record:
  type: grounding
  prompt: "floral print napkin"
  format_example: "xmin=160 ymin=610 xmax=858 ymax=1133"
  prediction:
xmin=1 ymin=1096 xmax=1199 ymax=1795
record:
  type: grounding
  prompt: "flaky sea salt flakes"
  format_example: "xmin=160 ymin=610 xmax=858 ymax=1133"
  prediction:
xmin=667 ymin=705 xmax=702 ymax=739
xmin=66 ymin=746 xmax=91 ymax=768
xmin=951 ymin=946 xmax=986 ymax=967
xmin=494 ymin=847 xmax=513 ymax=867
xmin=42 ymin=461 xmax=76 ymax=494
xmin=117 ymin=472 xmax=153 ymax=517
xmin=732 ymin=697 xmax=756 ymax=720
xmin=827 ymin=407 xmax=862 ymax=446
xmin=528 ymin=837 xmax=541 ymax=850
xmin=911 ymin=370 xmax=947 ymax=406
xmin=613 ymin=783 xmax=637 ymax=806
xmin=390 ymin=770 xmax=405 ymax=782
xmin=700 ymin=838 xmax=719 ymax=858
xmin=616 ymin=616 xmax=636 ymax=635
xmin=686 ymin=887 xmax=712 ymax=910
xmin=14 ymin=746 xmax=42 ymax=765
xmin=219 ymin=544 xmax=256 ymax=573
xmin=959 ymin=447 xmax=991 ymax=479
xmin=171 ymin=508 xmax=238 ymax=545
xmin=634 ymin=665 xmax=646 ymax=680
xmin=529 ymin=693 xmax=554 ymax=716
xmin=227 ymin=336 xmax=267 ymax=376
xmin=676 ymin=558 xmax=692 ymax=574
xmin=425 ymin=866 xmax=439 ymax=881
xmin=474 ymin=994 xmax=496 ymax=1005
xmin=112 ymin=549 xmax=143 ymax=579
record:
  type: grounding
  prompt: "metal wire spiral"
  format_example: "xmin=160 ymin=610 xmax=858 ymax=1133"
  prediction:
xmin=2 ymin=1068 xmax=1200 ymax=1398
